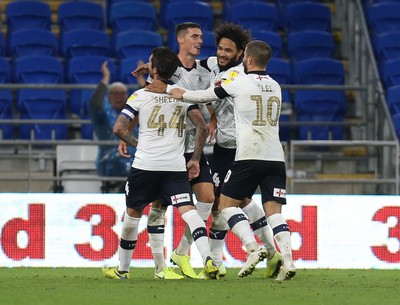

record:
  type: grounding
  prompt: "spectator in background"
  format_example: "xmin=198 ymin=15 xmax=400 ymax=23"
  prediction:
xmin=88 ymin=61 xmax=138 ymax=184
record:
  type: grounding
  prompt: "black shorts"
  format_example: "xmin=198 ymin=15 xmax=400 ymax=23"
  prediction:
xmin=125 ymin=168 xmax=194 ymax=210
xmin=209 ymin=143 xmax=236 ymax=196
xmin=221 ymin=160 xmax=287 ymax=204
xmin=184 ymin=152 xmax=213 ymax=186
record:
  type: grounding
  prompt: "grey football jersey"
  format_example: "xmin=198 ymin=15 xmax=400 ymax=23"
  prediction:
xmin=172 ymin=60 xmax=211 ymax=153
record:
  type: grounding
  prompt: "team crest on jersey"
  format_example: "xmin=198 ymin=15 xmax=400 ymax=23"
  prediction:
xmin=127 ymin=93 xmax=138 ymax=102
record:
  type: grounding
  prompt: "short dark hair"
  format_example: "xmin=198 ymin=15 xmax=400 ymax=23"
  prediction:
xmin=175 ymin=22 xmax=201 ymax=36
xmin=246 ymin=40 xmax=272 ymax=67
xmin=214 ymin=23 xmax=252 ymax=51
xmin=151 ymin=47 xmax=179 ymax=80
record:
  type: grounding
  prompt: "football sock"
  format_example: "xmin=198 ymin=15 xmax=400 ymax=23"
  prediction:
xmin=268 ymin=213 xmax=294 ymax=265
xmin=181 ymin=209 xmax=211 ymax=265
xmin=195 ymin=200 xmax=213 ymax=221
xmin=209 ymin=211 xmax=229 ymax=266
xmin=147 ymin=207 xmax=167 ymax=272
xmin=242 ymin=199 xmax=277 ymax=258
xmin=119 ymin=211 xmax=140 ymax=272
xmin=221 ymin=206 xmax=259 ymax=252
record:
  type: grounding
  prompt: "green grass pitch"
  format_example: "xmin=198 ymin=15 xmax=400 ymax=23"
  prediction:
xmin=0 ymin=268 xmax=398 ymax=305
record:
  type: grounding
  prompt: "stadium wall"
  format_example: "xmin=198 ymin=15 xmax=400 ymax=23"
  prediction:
xmin=0 ymin=193 xmax=399 ymax=269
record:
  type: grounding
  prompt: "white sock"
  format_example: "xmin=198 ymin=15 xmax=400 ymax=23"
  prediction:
xmin=147 ymin=207 xmax=167 ymax=272
xmin=221 ymin=207 xmax=259 ymax=252
xmin=267 ymin=213 xmax=294 ymax=266
xmin=119 ymin=211 xmax=140 ymax=272
xmin=209 ymin=211 xmax=229 ymax=266
xmin=195 ymin=201 xmax=213 ymax=221
xmin=181 ymin=209 xmax=211 ymax=265
xmin=242 ymin=199 xmax=277 ymax=258
xmin=175 ymin=226 xmax=192 ymax=256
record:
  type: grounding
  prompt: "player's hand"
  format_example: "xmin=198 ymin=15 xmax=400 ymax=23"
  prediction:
xmin=145 ymin=79 xmax=167 ymax=93
xmin=214 ymin=79 xmax=222 ymax=87
xmin=101 ymin=61 xmax=110 ymax=84
xmin=169 ymin=88 xmax=185 ymax=99
xmin=117 ymin=140 xmax=131 ymax=158
xmin=207 ymin=123 xmax=216 ymax=143
xmin=187 ymin=160 xmax=200 ymax=180
xmin=131 ymin=62 xmax=149 ymax=77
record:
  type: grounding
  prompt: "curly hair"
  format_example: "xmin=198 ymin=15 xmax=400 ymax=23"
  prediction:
xmin=214 ymin=23 xmax=252 ymax=51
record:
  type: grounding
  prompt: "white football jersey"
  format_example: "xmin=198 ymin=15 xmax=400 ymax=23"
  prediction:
xmin=220 ymin=70 xmax=285 ymax=162
xmin=121 ymin=86 xmax=188 ymax=171
xmin=204 ymin=57 xmax=239 ymax=149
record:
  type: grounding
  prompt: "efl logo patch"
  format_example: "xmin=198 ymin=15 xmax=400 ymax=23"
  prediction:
xmin=127 ymin=92 xmax=138 ymax=102
xmin=228 ymin=70 xmax=239 ymax=78
xmin=273 ymin=188 xmax=286 ymax=198
xmin=170 ymin=193 xmax=191 ymax=205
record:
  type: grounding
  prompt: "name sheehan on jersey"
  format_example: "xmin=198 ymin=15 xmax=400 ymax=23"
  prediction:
xmin=154 ymin=96 xmax=183 ymax=103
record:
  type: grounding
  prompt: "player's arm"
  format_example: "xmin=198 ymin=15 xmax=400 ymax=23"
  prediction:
xmin=169 ymin=85 xmax=229 ymax=104
xmin=206 ymin=105 xmax=217 ymax=143
xmin=113 ymin=114 xmax=138 ymax=148
xmin=117 ymin=116 xmax=138 ymax=158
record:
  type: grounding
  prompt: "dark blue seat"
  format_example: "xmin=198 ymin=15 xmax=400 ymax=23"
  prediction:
xmin=374 ymin=31 xmax=400 ymax=63
xmin=62 ymin=29 xmax=110 ymax=59
xmin=252 ymin=30 xmax=283 ymax=58
xmin=367 ymin=2 xmax=400 ymax=38
xmin=0 ymin=32 xmax=5 ymax=56
xmin=0 ymin=90 xmax=14 ymax=139
xmin=226 ymin=2 xmax=279 ymax=31
xmin=17 ymin=89 xmax=67 ymax=140
xmin=294 ymin=58 xmax=345 ymax=85
xmin=10 ymin=29 xmax=57 ymax=58
xmin=58 ymin=1 xmax=105 ymax=33
xmin=114 ymin=30 xmax=163 ymax=59
xmin=287 ymin=30 xmax=335 ymax=64
xmin=285 ymin=2 xmax=332 ymax=33
xmin=67 ymin=56 xmax=116 ymax=116
xmin=163 ymin=1 xmax=214 ymax=31
xmin=295 ymin=90 xmax=346 ymax=140
xmin=5 ymin=1 xmax=51 ymax=33
xmin=0 ymin=57 xmax=10 ymax=83
xmin=387 ymin=85 xmax=400 ymax=115
xmin=222 ymin=0 xmax=267 ymax=24
xmin=118 ymin=56 xmax=148 ymax=85
xmin=381 ymin=58 xmax=400 ymax=88
xmin=160 ymin=0 xmax=208 ymax=28
xmin=109 ymin=1 xmax=157 ymax=34
xmin=14 ymin=55 xmax=63 ymax=83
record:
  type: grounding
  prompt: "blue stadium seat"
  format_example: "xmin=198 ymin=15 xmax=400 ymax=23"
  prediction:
xmin=5 ymin=1 xmax=51 ymax=33
xmin=109 ymin=1 xmax=157 ymax=34
xmin=58 ymin=1 xmax=105 ymax=33
xmin=0 ymin=32 xmax=5 ymax=56
xmin=294 ymin=58 xmax=345 ymax=85
xmin=226 ymin=2 xmax=279 ymax=31
xmin=285 ymin=2 xmax=332 ymax=33
xmin=295 ymin=90 xmax=346 ymax=140
xmin=367 ymin=2 xmax=400 ymax=38
xmin=0 ymin=57 xmax=10 ymax=83
xmin=252 ymin=30 xmax=283 ymax=58
xmin=160 ymin=0 xmax=208 ymax=28
xmin=118 ymin=56 xmax=148 ymax=85
xmin=0 ymin=90 xmax=14 ymax=139
xmin=222 ymin=0 xmax=267 ymax=23
xmin=381 ymin=58 xmax=400 ymax=88
xmin=62 ymin=29 xmax=110 ymax=59
xmin=163 ymin=1 xmax=214 ymax=31
xmin=374 ymin=31 xmax=400 ymax=63
xmin=387 ymin=85 xmax=400 ymax=114
xmin=14 ymin=55 xmax=63 ymax=83
xmin=114 ymin=30 xmax=163 ymax=59
xmin=67 ymin=56 xmax=116 ymax=116
xmin=10 ymin=29 xmax=57 ymax=58
xmin=287 ymin=30 xmax=335 ymax=64
xmin=17 ymin=89 xmax=67 ymax=140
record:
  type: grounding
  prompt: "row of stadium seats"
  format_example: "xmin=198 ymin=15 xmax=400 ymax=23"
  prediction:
xmin=364 ymin=1 xmax=400 ymax=139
